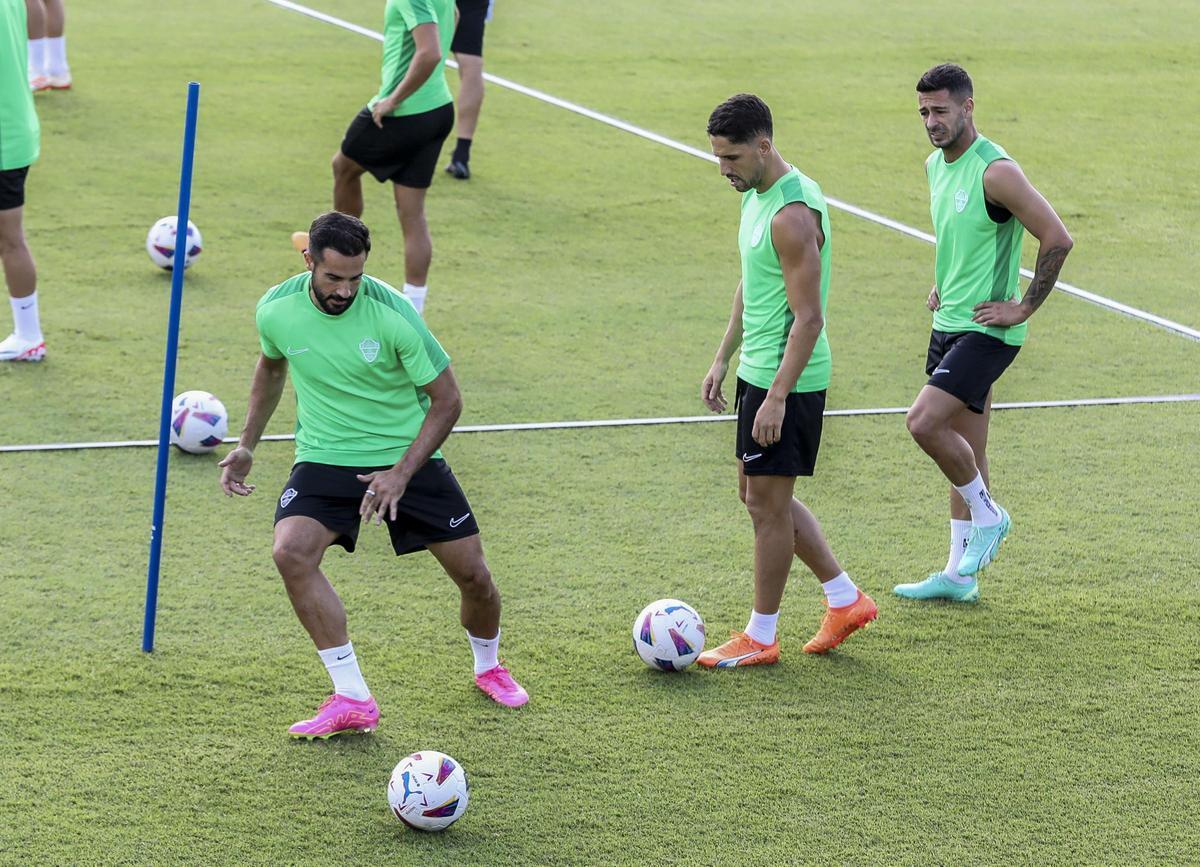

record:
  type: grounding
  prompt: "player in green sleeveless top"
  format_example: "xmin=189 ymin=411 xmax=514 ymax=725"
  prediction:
xmin=221 ymin=213 xmax=529 ymax=737
xmin=0 ymin=0 xmax=45 ymax=362
xmin=896 ymin=64 xmax=1073 ymax=603
xmin=698 ymin=94 xmax=877 ymax=668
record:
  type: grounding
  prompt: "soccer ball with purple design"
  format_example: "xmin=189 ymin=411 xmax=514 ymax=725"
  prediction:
xmin=146 ymin=216 xmax=202 ymax=270
xmin=169 ymin=391 xmax=228 ymax=454
xmin=387 ymin=751 xmax=470 ymax=831
xmin=632 ymin=598 xmax=706 ymax=671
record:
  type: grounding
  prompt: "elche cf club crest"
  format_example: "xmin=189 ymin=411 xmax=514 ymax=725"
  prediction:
xmin=359 ymin=337 xmax=380 ymax=363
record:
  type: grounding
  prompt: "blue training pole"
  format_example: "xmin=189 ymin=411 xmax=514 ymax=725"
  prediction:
xmin=143 ymin=82 xmax=201 ymax=653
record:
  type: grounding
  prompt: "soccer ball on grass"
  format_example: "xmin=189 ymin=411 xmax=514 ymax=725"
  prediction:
xmin=387 ymin=751 xmax=470 ymax=831
xmin=146 ymin=216 xmax=202 ymax=270
xmin=632 ymin=598 xmax=706 ymax=671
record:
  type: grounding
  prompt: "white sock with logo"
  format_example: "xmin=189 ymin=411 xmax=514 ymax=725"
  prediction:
xmin=28 ymin=38 xmax=47 ymax=76
xmin=403 ymin=283 xmax=427 ymax=314
xmin=46 ymin=36 xmax=69 ymax=77
xmin=11 ymin=293 xmax=42 ymax=342
xmin=953 ymin=472 xmax=1002 ymax=528
xmin=317 ymin=642 xmax=371 ymax=700
xmin=945 ymin=519 xmax=973 ymax=582
xmin=821 ymin=572 xmax=859 ymax=608
xmin=467 ymin=630 xmax=499 ymax=675
xmin=743 ymin=609 xmax=779 ymax=646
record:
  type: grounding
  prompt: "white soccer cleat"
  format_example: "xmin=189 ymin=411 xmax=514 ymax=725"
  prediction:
xmin=0 ymin=333 xmax=46 ymax=362
xmin=29 ymin=74 xmax=50 ymax=93
xmin=44 ymin=72 xmax=72 ymax=91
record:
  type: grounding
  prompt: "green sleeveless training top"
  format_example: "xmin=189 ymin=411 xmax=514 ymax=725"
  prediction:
xmin=0 ymin=1 xmax=39 ymax=171
xmin=736 ymin=166 xmax=832 ymax=392
xmin=256 ymin=273 xmax=451 ymax=467
xmin=926 ymin=135 xmax=1026 ymax=346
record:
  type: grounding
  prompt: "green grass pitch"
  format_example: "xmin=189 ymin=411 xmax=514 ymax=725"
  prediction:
xmin=1 ymin=0 xmax=1197 ymax=863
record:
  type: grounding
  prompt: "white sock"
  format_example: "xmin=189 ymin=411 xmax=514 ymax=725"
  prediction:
xmin=467 ymin=630 xmax=499 ymax=675
xmin=46 ymin=36 xmax=69 ymax=77
xmin=28 ymin=38 xmax=47 ymax=76
xmin=743 ymin=609 xmax=779 ymax=645
xmin=821 ymin=572 xmax=859 ymax=608
xmin=945 ymin=518 xmax=972 ymax=578
xmin=11 ymin=293 xmax=42 ymax=342
xmin=403 ymin=283 xmax=427 ymax=314
xmin=317 ymin=642 xmax=371 ymax=701
xmin=953 ymin=472 xmax=1002 ymax=528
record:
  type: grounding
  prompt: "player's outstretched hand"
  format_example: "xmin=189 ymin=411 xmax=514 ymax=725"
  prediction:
xmin=357 ymin=468 xmax=409 ymax=525
xmin=219 ymin=447 xmax=256 ymax=497
xmin=702 ymin=361 xmax=729 ymax=413
xmin=927 ymin=285 xmax=941 ymax=311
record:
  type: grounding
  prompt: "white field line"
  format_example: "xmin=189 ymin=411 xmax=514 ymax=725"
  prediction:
xmin=265 ymin=0 xmax=1200 ymax=343
xmin=2 ymin=394 xmax=1197 ymax=454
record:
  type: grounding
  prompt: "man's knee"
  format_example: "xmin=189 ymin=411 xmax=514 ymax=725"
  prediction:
xmin=272 ymin=535 xmax=321 ymax=577
xmin=455 ymin=561 xmax=496 ymax=600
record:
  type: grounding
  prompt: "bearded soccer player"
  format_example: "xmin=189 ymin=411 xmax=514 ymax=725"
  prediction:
xmin=698 ymin=94 xmax=877 ymax=667
xmin=222 ymin=212 xmax=528 ymax=739
xmin=292 ymin=0 xmax=457 ymax=315
xmin=895 ymin=64 xmax=1073 ymax=602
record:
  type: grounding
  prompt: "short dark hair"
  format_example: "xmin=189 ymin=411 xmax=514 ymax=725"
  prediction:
xmin=308 ymin=211 xmax=371 ymax=261
xmin=917 ymin=63 xmax=973 ymax=101
xmin=707 ymin=93 xmax=773 ymax=144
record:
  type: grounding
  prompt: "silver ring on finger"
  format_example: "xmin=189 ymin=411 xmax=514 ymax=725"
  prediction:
xmin=365 ymin=490 xmax=377 ymax=497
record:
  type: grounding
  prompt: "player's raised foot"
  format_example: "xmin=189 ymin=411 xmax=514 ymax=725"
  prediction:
xmin=696 ymin=631 xmax=780 ymax=668
xmin=45 ymin=73 xmax=72 ymax=90
xmin=288 ymin=693 xmax=379 ymax=739
xmin=803 ymin=591 xmax=878 ymax=654
xmin=894 ymin=571 xmax=979 ymax=603
xmin=957 ymin=507 xmax=1011 ymax=577
xmin=291 ymin=231 xmax=309 ymax=254
xmin=474 ymin=664 xmax=529 ymax=707
xmin=444 ymin=159 xmax=470 ymax=180
xmin=0 ymin=333 xmax=46 ymax=362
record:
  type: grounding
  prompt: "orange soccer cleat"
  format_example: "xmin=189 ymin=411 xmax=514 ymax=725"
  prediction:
xmin=697 ymin=631 xmax=780 ymax=669
xmin=803 ymin=591 xmax=878 ymax=654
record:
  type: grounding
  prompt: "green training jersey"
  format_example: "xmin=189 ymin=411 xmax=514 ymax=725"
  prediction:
xmin=736 ymin=165 xmax=832 ymax=393
xmin=369 ymin=0 xmax=455 ymax=118
xmin=256 ymin=273 xmax=451 ymax=467
xmin=927 ymin=134 xmax=1026 ymax=346
xmin=0 ymin=0 xmax=39 ymax=171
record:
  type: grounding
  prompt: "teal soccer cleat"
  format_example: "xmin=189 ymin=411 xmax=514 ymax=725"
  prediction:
xmin=957 ymin=507 xmax=1011 ymax=577
xmin=893 ymin=571 xmax=980 ymax=603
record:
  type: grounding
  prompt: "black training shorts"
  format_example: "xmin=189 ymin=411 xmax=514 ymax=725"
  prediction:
xmin=925 ymin=329 xmax=1021 ymax=414
xmin=340 ymin=102 xmax=455 ymax=188
xmin=274 ymin=459 xmax=480 ymax=555
xmin=0 ymin=166 xmax=30 ymax=210
xmin=451 ymin=0 xmax=490 ymax=56
xmin=734 ymin=378 xmax=826 ymax=477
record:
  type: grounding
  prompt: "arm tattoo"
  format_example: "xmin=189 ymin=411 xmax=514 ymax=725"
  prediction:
xmin=1021 ymin=245 xmax=1071 ymax=314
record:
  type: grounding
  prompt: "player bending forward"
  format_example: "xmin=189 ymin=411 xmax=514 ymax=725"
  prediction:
xmin=221 ymin=211 xmax=528 ymax=739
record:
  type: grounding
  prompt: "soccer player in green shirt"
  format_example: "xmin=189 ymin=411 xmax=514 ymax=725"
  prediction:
xmin=895 ymin=64 xmax=1073 ymax=602
xmin=292 ymin=0 xmax=457 ymax=315
xmin=698 ymin=94 xmax=877 ymax=667
xmin=0 ymin=0 xmax=44 ymax=362
xmin=221 ymin=212 xmax=529 ymax=738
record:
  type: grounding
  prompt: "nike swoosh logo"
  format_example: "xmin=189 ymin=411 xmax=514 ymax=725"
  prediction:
xmin=933 ymin=367 xmax=950 ymax=375
xmin=287 ymin=346 xmax=309 ymax=356
xmin=715 ymin=650 xmax=762 ymax=667
xmin=449 ymin=513 xmax=471 ymax=528
xmin=742 ymin=453 xmax=763 ymax=462
xmin=336 ymin=652 xmax=352 ymax=660
xmin=18 ymin=303 xmax=33 ymax=310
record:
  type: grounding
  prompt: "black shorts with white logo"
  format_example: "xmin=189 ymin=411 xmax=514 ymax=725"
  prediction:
xmin=451 ymin=0 xmax=490 ymax=56
xmin=0 ymin=166 xmax=30 ymax=210
xmin=275 ymin=459 xmax=479 ymax=555
xmin=340 ymin=102 xmax=455 ymax=188
xmin=925 ymin=330 xmax=1021 ymax=414
xmin=734 ymin=378 xmax=826 ymax=477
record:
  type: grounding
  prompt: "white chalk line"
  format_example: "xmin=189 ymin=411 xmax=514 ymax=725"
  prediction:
xmin=2 ymin=394 xmax=1197 ymax=454
xmin=265 ymin=0 xmax=1200 ymax=343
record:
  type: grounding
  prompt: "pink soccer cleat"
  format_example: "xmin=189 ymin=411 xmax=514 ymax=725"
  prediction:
xmin=474 ymin=664 xmax=529 ymax=708
xmin=288 ymin=693 xmax=379 ymax=739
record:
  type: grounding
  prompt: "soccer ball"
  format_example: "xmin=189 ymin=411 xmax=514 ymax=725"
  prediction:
xmin=146 ymin=216 xmax=202 ymax=270
xmin=632 ymin=598 xmax=706 ymax=671
xmin=170 ymin=391 xmax=228 ymax=454
xmin=387 ymin=751 xmax=470 ymax=832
